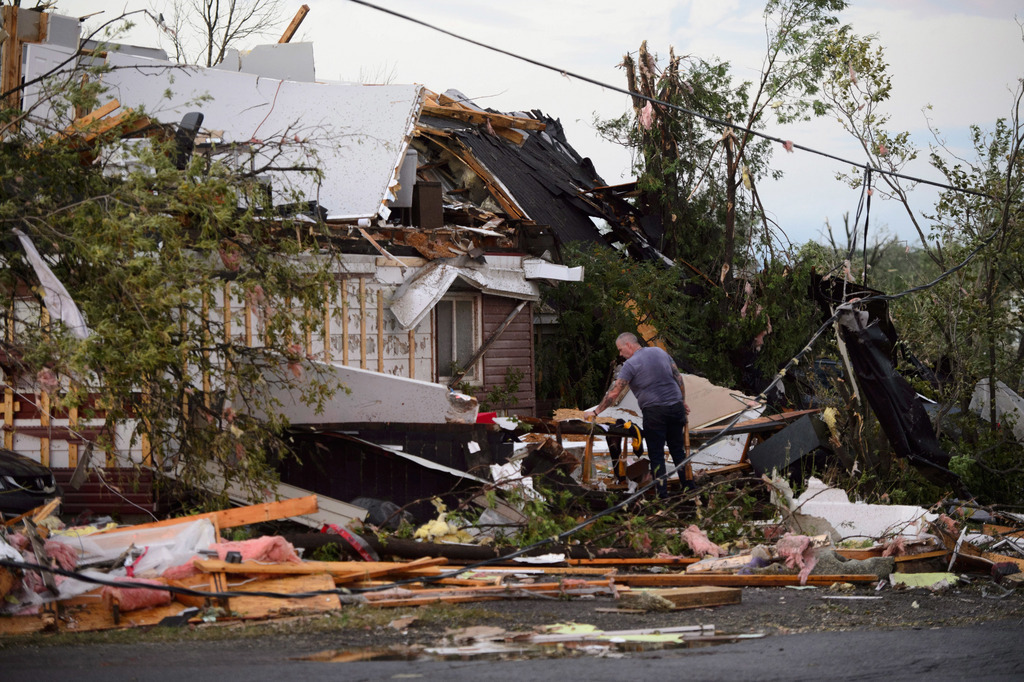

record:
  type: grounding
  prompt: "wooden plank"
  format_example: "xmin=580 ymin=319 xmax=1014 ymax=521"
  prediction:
xmin=895 ymin=549 xmax=950 ymax=563
xmin=361 ymin=578 xmax=616 ymax=608
xmin=702 ymin=461 xmax=751 ymax=476
xmin=983 ymin=524 xmax=1024 ymax=539
xmin=636 ymin=586 xmax=742 ymax=610
xmin=91 ymin=494 xmax=319 ymax=535
xmin=480 ymin=565 xmax=620 ymax=576
xmin=377 ymin=288 xmax=384 ymax=373
xmin=614 ymin=574 xmax=878 ymax=587
xmin=1 ymin=6 xmax=22 ymax=111
xmin=423 ymin=101 xmax=547 ymax=131
xmin=690 ymin=409 xmax=820 ymax=438
xmin=980 ymin=551 xmax=1024 ymax=572
xmin=341 ymin=279 xmax=349 ymax=365
xmin=200 ymin=494 xmax=321 ymax=528
xmin=226 ymin=572 xmax=340 ymax=618
xmin=59 ymin=99 xmax=120 ymax=136
xmin=362 ymin=594 xmax=507 ymax=608
xmin=2 ymin=497 xmax=61 ymax=528
xmin=359 ymin=277 xmax=367 ymax=369
xmin=322 ymin=282 xmax=332 ymax=362
xmin=838 ymin=548 xmax=950 ymax=563
xmin=278 ymin=4 xmax=310 ymax=43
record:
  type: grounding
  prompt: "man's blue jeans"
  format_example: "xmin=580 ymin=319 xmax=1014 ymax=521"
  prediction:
xmin=642 ymin=402 xmax=687 ymax=498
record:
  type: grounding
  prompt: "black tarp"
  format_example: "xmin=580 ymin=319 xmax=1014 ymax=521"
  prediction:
xmin=809 ymin=273 xmax=964 ymax=492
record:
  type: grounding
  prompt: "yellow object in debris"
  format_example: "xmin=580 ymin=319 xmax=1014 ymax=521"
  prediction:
xmin=413 ymin=510 xmax=473 ymax=544
xmin=414 ymin=497 xmax=474 ymax=543
xmin=821 ymin=406 xmax=842 ymax=447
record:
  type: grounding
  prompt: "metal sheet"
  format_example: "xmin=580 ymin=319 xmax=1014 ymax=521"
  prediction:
xmin=247 ymin=358 xmax=479 ymax=425
xmin=390 ymin=257 xmax=541 ymax=331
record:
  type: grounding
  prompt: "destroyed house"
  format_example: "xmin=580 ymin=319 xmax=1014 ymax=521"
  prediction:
xmin=1 ymin=7 xmax=651 ymax=517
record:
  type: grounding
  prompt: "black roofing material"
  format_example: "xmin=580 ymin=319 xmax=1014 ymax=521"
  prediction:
xmin=420 ymin=113 xmax=603 ymax=245
xmin=419 ymin=111 xmax=668 ymax=263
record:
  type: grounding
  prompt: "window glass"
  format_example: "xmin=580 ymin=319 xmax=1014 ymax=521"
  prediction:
xmin=436 ymin=300 xmax=453 ymax=374
xmin=455 ymin=300 xmax=474 ymax=368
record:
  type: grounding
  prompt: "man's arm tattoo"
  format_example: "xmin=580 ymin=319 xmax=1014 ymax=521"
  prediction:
xmin=595 ymin=378 xmax=628 ymax=414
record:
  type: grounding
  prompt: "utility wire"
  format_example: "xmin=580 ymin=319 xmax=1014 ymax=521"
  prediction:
xmin=345 ymin=0 xmax=998 ymax=202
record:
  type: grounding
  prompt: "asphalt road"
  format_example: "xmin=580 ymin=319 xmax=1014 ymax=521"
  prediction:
xmin=3 ymin=618 xmax=1022 ymax=681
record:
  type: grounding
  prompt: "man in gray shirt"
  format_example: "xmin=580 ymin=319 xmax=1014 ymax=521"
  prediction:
xmin=584 ymin=332 xmax=690 ymax=498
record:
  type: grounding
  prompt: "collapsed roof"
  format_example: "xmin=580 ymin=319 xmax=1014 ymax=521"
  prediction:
xmin=20 ymin=19 xmax=666 ymax=266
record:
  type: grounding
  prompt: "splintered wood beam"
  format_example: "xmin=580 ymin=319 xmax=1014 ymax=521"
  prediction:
xmin=2 ymin=498 xmax=61 ymax=528
xmin=278 ymin=4 xmax=310 ymax=43
xmin=421 ymin=103 xmax=546 ymax=132
xmin=59 ymin=99 xmax=120 ymax=137
xmin=567 ymin=557 xmax=699 ymax=567
xmin=622 ymin=586 xmax=742 ymax=610
xmin=436 ymin=92 xmax=547 ymax=130
xmin=1 ymin=6 xmax=21 ymax=111
xmin=360 ymin=579 xmax=617 ymax=608
xmin=91 ymin=494 xmax=319 ymax=535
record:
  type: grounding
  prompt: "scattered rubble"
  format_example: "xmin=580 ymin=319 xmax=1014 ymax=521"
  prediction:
xmin=3 ymin=467 xmax=1022 ymax=641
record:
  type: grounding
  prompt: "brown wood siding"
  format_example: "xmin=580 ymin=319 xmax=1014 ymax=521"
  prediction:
xmin=479 ymin=296 xmax=535 ymax=416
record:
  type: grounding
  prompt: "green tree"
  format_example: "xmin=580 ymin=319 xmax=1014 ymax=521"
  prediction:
xmin=535 ymin=244 xmax=816 ymax=407
xmin=576 ymin=1 xmax=842 ymax=402
xmin=600 ymin=0 xmax=846 ymax=279
xmin=0 ymin=30 xmax=340 ymax=505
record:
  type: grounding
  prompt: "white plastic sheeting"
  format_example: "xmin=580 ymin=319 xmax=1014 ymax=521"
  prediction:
xmin=969 ymin=378 xmax=1024 ymax=445
xmin=38 ymin=519 xmax=217 ymax=602
xmin=12 ymin=229 xmax=90 ymax=339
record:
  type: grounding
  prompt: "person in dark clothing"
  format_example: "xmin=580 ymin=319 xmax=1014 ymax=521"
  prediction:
xmin=584 ymin=332 xmax=690 ymax=497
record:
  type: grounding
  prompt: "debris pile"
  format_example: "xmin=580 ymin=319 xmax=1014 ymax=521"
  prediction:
xmin=4 ymin=464 xmax=1021 ymax=639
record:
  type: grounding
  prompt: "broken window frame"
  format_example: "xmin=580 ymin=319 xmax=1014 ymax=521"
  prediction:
xmin=435 ymin=293 xmax=482 ymax=385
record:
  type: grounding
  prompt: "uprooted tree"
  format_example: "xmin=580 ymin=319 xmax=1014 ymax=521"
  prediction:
xmin=0 ymin=15 xmax=341 ymax=506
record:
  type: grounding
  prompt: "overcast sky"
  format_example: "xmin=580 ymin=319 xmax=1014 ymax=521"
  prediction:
xmin=56 ymin=1 xmax=1023 ymax=248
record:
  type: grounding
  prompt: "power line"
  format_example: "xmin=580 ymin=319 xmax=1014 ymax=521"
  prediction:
xmin=345 ymin=0 xmax=998 ymax=202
